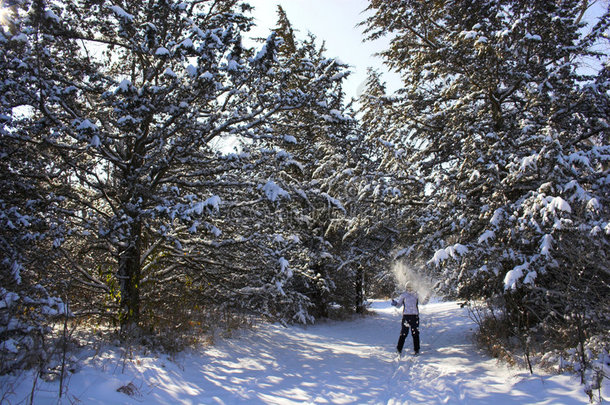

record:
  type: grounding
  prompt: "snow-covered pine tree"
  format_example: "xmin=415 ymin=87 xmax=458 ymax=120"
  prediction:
xmin=0 ymin=0 xmax=74 ymax=374
xmin=357 ymin=68 xmax=431 ymax=296
xmin=155 ymin=5 xmax=372 ymax=325
xmin=247 ymin=6 xmax=358 ymax=318
xmin=257 ymin=10 xmax=409 ymax=315
xmin=1 ymin=0 xmax=337 ymax=334
xmin=363 ymin=0 xmax=609 ymax=365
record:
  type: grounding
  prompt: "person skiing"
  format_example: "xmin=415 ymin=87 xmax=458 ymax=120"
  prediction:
xmin=391 ymin=282 xmax=420 ymax=355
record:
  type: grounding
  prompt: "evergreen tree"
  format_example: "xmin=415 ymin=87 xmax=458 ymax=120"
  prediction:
xmin=363 ymin=0 xmax=609 ymax=365
xmin=244 ymin=6 xmax=403 ymax=316
xmin=253 ymin=6 xmax=357 ymax=317
xmin=356 ymin=68 xmax=431 ymax=300
xmin=0 ymin=0 xmax=76 ymax=373
xmin=0 ymin=0 xmax=332 ymax=334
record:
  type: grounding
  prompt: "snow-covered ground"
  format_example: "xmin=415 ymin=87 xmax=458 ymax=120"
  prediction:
xmin=2 ymin=300 xmax=605 ymax=404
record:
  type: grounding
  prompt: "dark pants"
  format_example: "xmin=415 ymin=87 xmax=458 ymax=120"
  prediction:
xmin=397 ymin=314 xmax=420 ymax=354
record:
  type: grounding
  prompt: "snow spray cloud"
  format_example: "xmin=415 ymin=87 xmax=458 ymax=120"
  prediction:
xmin=392 ymin=262 xmax=434 ymax=301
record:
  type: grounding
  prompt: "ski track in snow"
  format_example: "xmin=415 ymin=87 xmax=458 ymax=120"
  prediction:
xmin=2 ymin=301 xmax=603 ymax=404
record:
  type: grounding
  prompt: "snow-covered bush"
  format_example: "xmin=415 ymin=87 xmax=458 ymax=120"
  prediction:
xmin=0 ymin=284 xmax=70 ymax=375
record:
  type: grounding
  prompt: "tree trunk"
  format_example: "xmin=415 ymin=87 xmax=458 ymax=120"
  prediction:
xmin=118 ymin=219 xmax=142 ymax=334
xmin=355 ymin=265 xmax=365 ymax=314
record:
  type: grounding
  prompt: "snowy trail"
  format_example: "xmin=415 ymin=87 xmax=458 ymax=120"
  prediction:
xmin=2 ymin=301 xmax=598 ymax=404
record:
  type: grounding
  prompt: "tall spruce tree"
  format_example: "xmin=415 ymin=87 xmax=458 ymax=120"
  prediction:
xmin=245 ymin=6 xmax=402 ymax=316
xmin=253 ymin=6 xmax=359 ymax=317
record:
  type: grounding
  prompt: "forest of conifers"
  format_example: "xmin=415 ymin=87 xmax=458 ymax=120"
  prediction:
xmin=1 ymin=0 xmax=608 ymax=388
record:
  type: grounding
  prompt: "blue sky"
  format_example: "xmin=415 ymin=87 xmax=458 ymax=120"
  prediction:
xmin=248 ymin=0 xmax=402 ymax=100
xmin=247 ymin=0 xmax=608 ymax=99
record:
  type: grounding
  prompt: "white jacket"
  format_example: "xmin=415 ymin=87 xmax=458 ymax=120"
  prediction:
xmin=393 ymin=291 xmax=419 ymax=315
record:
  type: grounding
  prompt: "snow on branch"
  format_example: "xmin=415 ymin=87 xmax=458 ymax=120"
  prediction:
xmin=108 ymin=5 xmax=134 ymax=22
xmin=261 ymin=180 xmax=290 ymax=202
xmin=194 ymin=195 xmax=221 ymax=214
xmin=478 ymin=230 xmax=495 ymax=244
xmin=279 ymin=257 xmax=292 ymax=278
xmin=428 ymin=243 xmax=468 ymax=266
xmin=321 ymin=193 xmax=345 ymax=213
xmin=503 ymin=262 xmax=537 ymax=290
xmin=545 ymin=196 xmax=572 ymax=215
xmin=519 ymin=153 xmax=539 ymax=173
xmin=540 ymin=234 xmax=553 ymax=256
